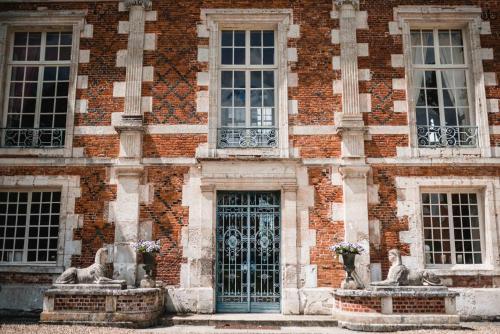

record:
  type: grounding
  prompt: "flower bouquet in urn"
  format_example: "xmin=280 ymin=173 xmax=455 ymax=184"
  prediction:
xmin=331 ymin=241 xmax=365 ymax=289
xmin=132 ymin=240 xmax=161 ymax=288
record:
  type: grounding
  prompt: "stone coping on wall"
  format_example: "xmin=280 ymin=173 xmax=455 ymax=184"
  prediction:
xmin=334 ymin=286 xmax=459 ymax=298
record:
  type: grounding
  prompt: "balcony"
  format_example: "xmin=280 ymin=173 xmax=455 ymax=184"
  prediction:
xmin=1 ymin=128 xmax=65 ymax=148
xmin=217 ymin=127 xmax=278 ymax=148
xmin=417 ymin=125 xmax=478 ymax=148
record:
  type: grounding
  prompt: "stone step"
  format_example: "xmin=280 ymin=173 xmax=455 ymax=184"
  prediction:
xmin=161 ymin=314 xmax=338 ymax=328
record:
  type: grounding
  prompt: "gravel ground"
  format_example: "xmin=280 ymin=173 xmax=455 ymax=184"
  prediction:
xmin=1 ymin=319 xmax=499 ymax=334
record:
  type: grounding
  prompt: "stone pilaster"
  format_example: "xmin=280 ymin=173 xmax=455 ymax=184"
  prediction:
xmin=112 ymin=0 xmax=151 ymax=286
xmin=334 ymin=0 xmax=371 ymax=286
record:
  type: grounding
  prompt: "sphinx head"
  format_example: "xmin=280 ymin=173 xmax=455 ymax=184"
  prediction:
xmin=94 ymin=247 xmax=109 ymax=265
xmin=388 ymin=249 xmax=402 ymax=265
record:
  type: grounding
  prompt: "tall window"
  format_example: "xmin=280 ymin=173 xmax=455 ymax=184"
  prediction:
xmin=3 ymin=31 xmax=72 ymax=148
xmin=218 ymin=30 xmax=277 ymax=148
xmin=421 ymin=192 xmax=482 ymax=265
xmin=0 ymin=191 xmax=61 ymax=263
xmin=411 ymin=29 xmax=477 ymax=148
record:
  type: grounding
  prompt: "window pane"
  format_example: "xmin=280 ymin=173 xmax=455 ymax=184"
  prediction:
xmin=233 ymin=90 xmax=245 ymax=107
xmin=263 ymin=31 xmax=274 ymax=47
xmin=221 ymin=71 xmax=232 ymax=88
xmin=250 ymin=31 xmax=261 ymax=46
xmin=28 ymin=32 xmax=41 ymax=45
xmin=263 ymin=90 xmax=274 ymax=107
xmin=221 ymin=89 xmax=232 ymax=107
xmin=234 ymin=31 xmax=245 ymax=47
xmin=14 ymin=32 xmax=27 ymax=46
xmin=233 ymin=48 xmax=245 ymax=65
xmin=221 ymin=48 xmax=232 ymax=64
xmin=263 ymin=71 xmax=274 ymax=88
xmin=221 ymin=31 xmax=232 ymax=46
xmin=251 ymin=90 xmax=262 ymax=107
xmin=251 ymin=71 xmax=262 ymax=88
xmin=263 ymin=49 xmax=274 ymax=65
xmin=250 ymin=48 xmax=261 ymax=65
xmin=233 ymin=71 xmax=245 ymax=88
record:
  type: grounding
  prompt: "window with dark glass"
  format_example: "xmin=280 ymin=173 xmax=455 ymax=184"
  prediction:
xmin=3 ymin=31 xmax=72 ymax=148
xmin=0 ymin=191 xmax=61 ymax=263
xmin=411 ymin=29 xmax=478 ymax=148
xmin=421 ymin=192 xmax=482 ymax=265
xmin=218 ymin=30 xmax=278 ymax=148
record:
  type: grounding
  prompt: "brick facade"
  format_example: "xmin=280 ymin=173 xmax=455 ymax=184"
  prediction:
xmin=0 ymin=0 xmax=499 ymax=316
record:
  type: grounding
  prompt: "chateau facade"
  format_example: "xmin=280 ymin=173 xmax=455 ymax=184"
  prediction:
xmin=0 ymin=0 xmax=499 ymax=319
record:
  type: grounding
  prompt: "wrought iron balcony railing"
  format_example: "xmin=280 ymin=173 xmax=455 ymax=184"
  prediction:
xmin=417 ymin=125 xmax=478 ymax=148
xmin=217 ymin=127 xmax=278 ymax=148
xmin=1 ymin=128 xmax=65 ymax=148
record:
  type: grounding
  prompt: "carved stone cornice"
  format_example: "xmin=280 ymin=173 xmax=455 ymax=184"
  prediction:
xmin=124 ymin=0 xmax=152 ymax=10
xmin=335 ymin=0 xmax=359 ymax=9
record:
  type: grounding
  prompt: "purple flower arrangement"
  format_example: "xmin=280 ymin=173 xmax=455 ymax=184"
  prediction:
xmin=131 ymin=240 xmax=161 ymax=254
xmin=330 ymin=241 xmax=364 ymax=255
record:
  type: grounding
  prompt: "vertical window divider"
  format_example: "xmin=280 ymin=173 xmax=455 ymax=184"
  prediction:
xmin=447 ymin=193 xmax=456 ymax=265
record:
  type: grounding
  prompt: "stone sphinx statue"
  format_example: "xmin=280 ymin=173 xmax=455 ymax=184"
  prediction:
xmin=56 ymin=247 xmax=114 ymax=284
xmin=371 ymin=249 xmax=442 ymax=286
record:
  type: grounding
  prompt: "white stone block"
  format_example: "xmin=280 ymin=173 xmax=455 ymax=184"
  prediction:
xmin=332 ymin=56 xmax=341 ymax=70
xmin=288 ymin=99 xmax=298 ymax=115
xmin=145 ymin=10 xmax=157 ymax=21
xmin=331 ymin=169 xmax=342 ymax=186
xmin=197 ymin=24 xmax=209 ymax=38
xmin=197 ymin=72 xmax=209 ymax=86
xmin=359 ymin=93 xmax=371 ymax=113
xmin=196 ymin=91 xmax=209 ymax=113
xmin=356 ymin=11 xmax=368 ymax=29
xmin=79 ymin=50 xmax=90 ymax=63
xmin=391 ymin=54 xmax=404 ymax=67
xmin=487 ymin=99 xmax=499 ymax=113
xmin=393 ymin=100 xmax=407 ymax=113
xmin=197 ymin=46 xmax=209 ymax=62
xmin=369 ymin=219 xmax=380 ymax=248
xmin=330 ymin=10 xmax=339 ymax=19
xmin=331 ymin=29 xmax=340 ymax=44
xmin=288 ymin=72 xmax=298 ymax=87
xmin=357 ymin=43 xmax=369 ymax=57
xmin=368 ymin=184 xmax=379 ymax=204
xmin=113 ymin=82 xmax=126 ymax=97
xmin=75 ymin=99 xmax=88 ymax=114
xmin=118 ymin=21 xmax=129 ymax=34
xmin=388 ymin=21 xmax=401 ymax=35
xmin=141 ymin=96 xmax=152 ymax=113
xmin=480 ymin=48 xmax=494 ymax=60
xmin=370 ymin=263 xmax=382 ymax=282
xmin=392 ymin=78 xmax=406 ymax=90
xmin=118 ymin=2 xmax=126 ymax=11
xmin=484 ymin=72 xmax=497 ymax=86
xmin=76 ymin=75 xmax=88 ymax=89
xmin=331 ymin=203 xmax=344 ymax=221
xmin=359 ymin=69 xmax=371 ymax=81
xmin=480 ymin=21 xmax=491 ymax=35
xmin=332 ymin=80 xmax=342 ymax=94
xmin=288 ymin=24 xmax=300 ymax=38
xmin=116 ymin=49 xmax=127 ymax=67
xmin=288 ymin=48 xmax=298 ymax=62
xmin=81 ymin=24 xmax=93 ymax=38
xmin=144 ymin=33 xmax=156 ymax=50
xmin=142 ymin=66 xmax=154 ymax=81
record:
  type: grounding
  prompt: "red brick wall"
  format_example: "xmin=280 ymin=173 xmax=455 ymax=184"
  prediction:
xmin=335 ymin=296 xmax=382 ymax=313
xmin=392 ymin=297 xmax=445 ymax=314
xmin=54 ymin=294 xmax=106 ymax=312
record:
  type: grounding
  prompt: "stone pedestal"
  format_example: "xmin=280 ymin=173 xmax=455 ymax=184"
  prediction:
xmin=40 ymin=285 xmax=164 ymax=328
xmin=333 ymin=286 xmax=461 ymax=331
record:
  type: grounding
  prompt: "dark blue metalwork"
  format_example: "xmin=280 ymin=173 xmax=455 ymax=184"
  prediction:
xmin=216 ymin=191 xmax=281 ymax=313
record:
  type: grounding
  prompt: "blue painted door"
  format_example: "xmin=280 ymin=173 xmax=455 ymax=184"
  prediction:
xmin=216 ymin=191 xmax=281 ymax=313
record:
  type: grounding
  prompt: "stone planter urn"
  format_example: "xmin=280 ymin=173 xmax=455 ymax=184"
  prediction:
xmin=342 ymin=253 xmax=356 ymax=282
xmin=140 ymin=252 xmax=156 ymax=288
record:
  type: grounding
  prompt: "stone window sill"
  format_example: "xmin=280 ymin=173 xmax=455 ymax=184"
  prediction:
xmin=0 ymin=265 xmax=64 ymax=274
xmin=216 ymin=148 xmax=283 ymax=158
xmin=0 ymin=148 xmax=68 ymax=157
xmin=398 ymin=147 xmax=488 ymax=158
xmin=427 ymin=266 xmax=500 ymax=276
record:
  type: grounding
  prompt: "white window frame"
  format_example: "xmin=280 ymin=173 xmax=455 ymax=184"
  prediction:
xmin=0 ymin=10 xmax=85 ymax=157
xmin=0 ymin=189 xmax=62 ymax=265
xmin=395 ymin=6 xmax=492 ymax=158
xmin=396 ymin=176 xmax=500 ymax=277
xmin=0 ymin=175 xmax=81 ymax=274
xmin=420 ymin=189 xmax=485 ymax=268
xmin=202 ymin=9 xmax=291 ymax=158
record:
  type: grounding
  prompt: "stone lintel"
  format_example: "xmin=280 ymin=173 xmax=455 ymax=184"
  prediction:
xmin=124 ymin=0 xmax=152 ymax=10
xmin=114 ymin=116 xmax=144 ymax=132
xmin=335 ymin=0 xmax=360 ymax=10
xmin=339 ymin=165 xmax=370 ymax=179
xmin=114 ymin=164 xmax=144 ymax=178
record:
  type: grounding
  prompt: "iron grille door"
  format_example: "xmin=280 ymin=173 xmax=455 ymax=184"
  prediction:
xmin=216 ymin=191 xmax=280 ymax=313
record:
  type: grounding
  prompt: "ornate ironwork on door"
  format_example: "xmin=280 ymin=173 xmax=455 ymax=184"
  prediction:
xmin=216 ymin=191 xmax=280 ymax=313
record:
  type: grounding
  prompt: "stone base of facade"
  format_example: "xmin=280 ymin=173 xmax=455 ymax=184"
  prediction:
xmin=40 ymin=286 xmax=164 ymax=328
xmin=333 ymin=287 xmax=460 ymax=332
